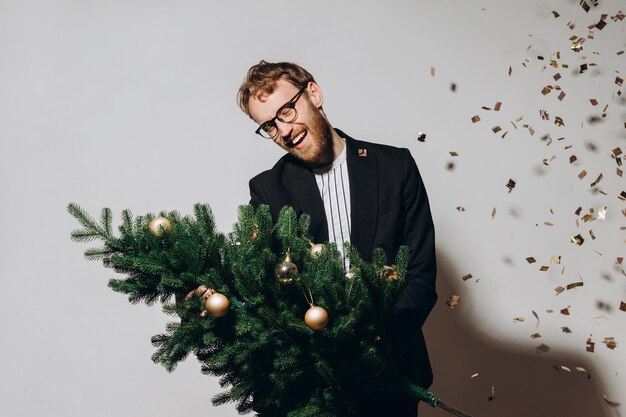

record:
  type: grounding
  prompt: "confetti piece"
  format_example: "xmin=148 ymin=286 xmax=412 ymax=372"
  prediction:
xmin=555 ymin=286 xmax=565 ymax=294
xmin=553 ymin=73 xmax=561 ymax=81
xmin=543 ymin=221 xmax=554 ymax=226
xmin=602 ymin=337 xmax=617 ymax=350
xmin=494 ymin=102 xmax=502 ymax=111
xmin=551 ymin=255 xmax=561 ymax=264
xmin=569 ymin=155 xmax=577 ymax=164
xmin=590 ymin=173 xmax=603 ymax=187
xmin=471 ymin=115 xmax=481 ymax=123
xmin=491 ymin=207 xmax=496 ymax=219
xmin=587 ymin=335 xmax=595 ymax=352
xmin=446 ymin=294 xmax=460 ymax=309
xmin=470 ymin=373 xmax=479 ymax=379
xmin=554 ymin=116 xmax=565 ymax=126
xmin=531 ymin=333 xmax=541 ymax=339
xmin=616 ymin=77 xmax=624 ymax=86
xmin=450 ymin=83 xmax=457 ymax=92
xmin=578 ymin=170 xmax=587 ymax=180
xmin=558 ymin=91 xmax=566 ymax=101
xmin=617 ymin=257 xmax=623 ymax=265
xmin=506 ymin=179 xmax=516 ymax=192
xmin=575 ymin=367 xmax=587 ymax=373
xmin=552 ymin=11 xmax=560 ymax=18
xmin=571 ymin=234 xmax=584 ymax=245
xmin=603 ymin=395 xmax=620 ymax=406
xmin=417 ymin=132 xmax=426 ymax=142
xmin=456 ymin=206 xmax=465 ymax=212
xmin=620 ymin=302 xmax=626 ymax=312
xmin=532 ymin=310 xmax=540 ymax=326
xmin=566 ymin=282 xmax=584 ymax=290
xmin=597 ymin=207 xmax=606 ymax=220
xmin=526 ymin=257 xmax=536 ymax=264
xmin=555 ymin=365 xmax=571 ymax=372
xmin=492 ymin=126 xmax=502 ymax=133
xmin=462 ymin=273 xmax=473 ymax=281
xmin=449 ymin=151 xmax=459 ymax=157
xmin=536 ymin=343 xmax=550 ymax=353
xmin=540 ymin=266 xmax=549 ymax=271
xmin=513 ymin=317 xmax=525 ymax=322
xmin=488 ymin=386 xmax=495 ymax=401
xmin=618 ymin=191 xmax=626 ymax=201
xmin=571 ymin=38 xmax=584 ymax=52
xmin=562 ymin=327 xmax=572 ymax=333
xmin=590 ymin=229 xmax=596 ymax=240
xmin=561 ymin=306 xmax=571 ymax=315
xmin=590 ymin=98 xmax=598 ymax=106
xmin=430 ymin=66 xmax=435 ymax=77
xmin=508 ymin=66 xmax=512 ymax=76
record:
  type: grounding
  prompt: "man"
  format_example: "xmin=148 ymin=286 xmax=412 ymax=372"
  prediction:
xmin=237 ymin=60 xmax=437 ymax=416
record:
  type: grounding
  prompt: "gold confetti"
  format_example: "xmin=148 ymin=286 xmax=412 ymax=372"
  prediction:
xmin=494 ymin=102 xmax=502 ymax=111
xmin=508 ymin=66 xmax=512 ymax=76
xmin=532 ymin=310 xmax=540 ymax=326
xmin=471 ymin=115 xmax=481 ymax=123
xmin=552 ymin=10 xmax=560 ymax=18
xmin=488 ymin=385 xmax=495 ymax=401
xmin=616 ymin=76 xmax=624 ymax=86
xmin=603 ymin=394 xmax=620 ymax=406
xmin=590 ymin=173 xmax=603 ymax=187
xmin=618 ymin=191 xmax=626 ymax=201
xmin=587 ymin=335 xmax=595 ymax=352
xmin=462 ymin=273 xmax=473 ymax=281
xmin=571 ymin=234 xmax=585 ymax=245
xmin=554 ymin=116 xmax=565 ymax=126
xmin=551 ymin=255 xmax=561 ymax=264
xmin=553 ymin=73 xmax=561 ymax=81
xmin=590 ymin=229 xmax=596 ymax=240
xmin=536 ymin=343 xmax=550 ymax=353
xmin=602 ymin=337 xmax=617 ymax=350
xmin=544 ymin=221 xmax=554 ymax=226
xmin=571 ymin=38 xmax=584 ymax=52
xmin=617 ymin=257 xmax=624 ymax=265
xmin=562 ymin=327 xmax=572 ymax=333
xmin=578 ymin=170 xmax=587 ymax=180
xmin=449 ymin=151 xmax=459 ymax=157
xmin=555 ymin=286 xmax=565 ymax=294
xmin=492 ymin=126 xmax=502 ymax=133
xmin=491 ymin=207 xmax=496 ymax=219
xmin=430 ymin=66 xmax=435 ymax=77
xmin=526 ymin=257 xmax=536 ymax=264
xmin=456 ymin=206 xmax=465 ymax=212
xmin=575 ymin=367 xmax=587 ymax=373
xmin=531 ymin=333 xmax=541 ymax=339
xmin=540 ymin=266 xmax=549 ymax=271
xmin=561 ymin=306 xmax=571 ymax=315
xmin=555 ymin=365 xmax=571 ymax=372
xmin=446 ymin=294 xmax=460 ymax=309
xmin=506 ymin=179 xmax=516 ymax=192
xmin=569 ymin=155 xmax=577 ymax=164
xmin=590 ymin=98 xmax=598 ymax=106
xmin=558 ymin=91 xmax=566 ymax=101
xmin=417 ymin=132 xmax=426 ymax=142
xmin=619 ymin=301 xmax=625 ymax=312
xmin=513 ymin=316 xmax=525 ymax=322
xmin=566 ymin=282 xmax=584 ymax=290
xmin=470 ymin=372 xmax=479 ymax=379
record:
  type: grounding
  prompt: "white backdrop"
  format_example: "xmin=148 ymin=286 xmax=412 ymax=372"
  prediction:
xmin=1 ymin=1 xmax=624 ymax=416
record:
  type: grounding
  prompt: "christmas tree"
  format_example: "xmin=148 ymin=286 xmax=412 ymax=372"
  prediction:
xmin=68 ymin=202 xmax=468 ymax=417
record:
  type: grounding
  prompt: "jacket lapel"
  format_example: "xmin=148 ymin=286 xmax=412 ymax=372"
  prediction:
xmin=282 ymin=159 xmax=329 ymax=242
xmin=344 ymin=134 xmax=378 ymax=262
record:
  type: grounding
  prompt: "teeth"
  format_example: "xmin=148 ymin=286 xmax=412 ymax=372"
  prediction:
xmin=292 ymin=131 xmax=306 ymax=146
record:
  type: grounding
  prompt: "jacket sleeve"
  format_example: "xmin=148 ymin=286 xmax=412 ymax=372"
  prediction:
xmin=388 ymin=149 xmax=437 ymax=357
xmin=249 ymin=177 xmax=268 ymax=208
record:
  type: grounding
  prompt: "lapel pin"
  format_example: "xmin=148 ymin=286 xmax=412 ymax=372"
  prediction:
xmin=358 ymin=148 xmax=368 ymax=157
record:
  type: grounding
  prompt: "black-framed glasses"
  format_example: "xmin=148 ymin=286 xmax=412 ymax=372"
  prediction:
xmin=255 ymin=85 xmax=307 ymax=139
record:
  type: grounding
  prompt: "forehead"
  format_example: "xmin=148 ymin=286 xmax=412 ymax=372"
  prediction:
xmin=248 ymin=79 xmax=301 ymax=123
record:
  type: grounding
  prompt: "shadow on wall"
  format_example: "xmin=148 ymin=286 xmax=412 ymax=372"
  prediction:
xmin=420 ymin=252 xmax=618 ymax=417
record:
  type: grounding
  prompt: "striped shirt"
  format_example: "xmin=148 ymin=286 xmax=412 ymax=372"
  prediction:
xmin=313 ymin=143 xmax=351 ymax=270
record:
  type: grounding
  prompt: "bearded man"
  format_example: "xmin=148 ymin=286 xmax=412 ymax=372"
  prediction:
xmin=238 ymin=60 xmax=437 ymax=417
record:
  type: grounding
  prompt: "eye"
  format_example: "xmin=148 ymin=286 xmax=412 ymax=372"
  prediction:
xmin=277 ymin=105 xmax=297 ymax=122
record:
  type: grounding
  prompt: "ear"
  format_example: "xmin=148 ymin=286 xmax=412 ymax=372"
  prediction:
xmin=306 ymin=82 xmax=324 ymax=109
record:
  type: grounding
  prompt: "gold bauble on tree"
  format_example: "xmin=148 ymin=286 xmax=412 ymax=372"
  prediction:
xmin=148 ymin=216 xmax=172 ymax=237
xmin=309 ymin=242 xmax=325 ymax=258
xmin=204 ymin=291 xmax=230 ymax=318
xmin=304 ymin=305 xmax=329 ymax=331
xmin=275 ymin=250 xmax=298 ymax=284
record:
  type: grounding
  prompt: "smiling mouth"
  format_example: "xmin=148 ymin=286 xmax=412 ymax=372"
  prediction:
xmin=290 ymin=130 xmax=307 ymax=148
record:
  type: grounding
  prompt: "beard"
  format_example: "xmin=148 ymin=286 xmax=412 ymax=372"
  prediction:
xmin=288 ymin=107 xmax=334 ymax=167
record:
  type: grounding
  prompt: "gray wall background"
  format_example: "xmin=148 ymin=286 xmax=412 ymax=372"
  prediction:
xmin=1 ymin=1 xmax=625 ymax=416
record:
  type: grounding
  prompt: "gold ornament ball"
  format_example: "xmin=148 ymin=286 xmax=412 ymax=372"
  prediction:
xmin=309 ymin=243 xmax=325 ymax=258
xmin=304 ymin=305 xmax=329 ymax=331
xmin=275 ymin=256 xmax=298 ymax=284
xmin=204 ymin=293 xmax=230 ymax=317
xmin=148 ymin=216 xmax=172 ymax=236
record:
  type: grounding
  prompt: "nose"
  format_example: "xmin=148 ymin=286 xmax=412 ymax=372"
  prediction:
xmin=275 ymin=119 xmax=293 ymax=141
